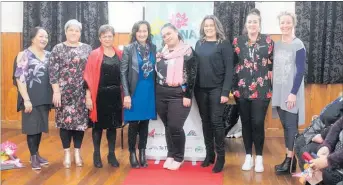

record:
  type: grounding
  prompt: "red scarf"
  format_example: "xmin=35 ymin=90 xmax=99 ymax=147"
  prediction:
xmin=84 ymin=46 xmax=123 ymax=122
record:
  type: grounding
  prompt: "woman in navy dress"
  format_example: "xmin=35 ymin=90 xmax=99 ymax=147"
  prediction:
xmin=120 ymin=20 xmax=156 ymax=168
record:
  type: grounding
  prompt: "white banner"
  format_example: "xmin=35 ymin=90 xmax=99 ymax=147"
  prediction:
xmin=145 ymin=2 xmax=214 ymax=162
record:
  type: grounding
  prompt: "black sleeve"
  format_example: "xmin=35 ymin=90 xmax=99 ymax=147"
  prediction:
xmin=183 ymin=49 xmax=198 ymax=99
xmin=320 ymin=116 xmax=343 ymax=152
xmin=221 ymin=40 xmax=234 ymax=97
xmin=13 ymin=56 xmax=18 ymax=86
xmin=120 ymin=46 xmax=131 ymax=97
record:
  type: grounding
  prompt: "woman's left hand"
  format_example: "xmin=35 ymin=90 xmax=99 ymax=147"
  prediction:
xmin=286 ymin=93 xmax=297 ymax=110
xmin=183 ymin=98 xmax=191 ymax=107
xmin=310 ymin=156 xmax=329 ymax=171
xmin=220 ymin=96 xmax=228 ymax=104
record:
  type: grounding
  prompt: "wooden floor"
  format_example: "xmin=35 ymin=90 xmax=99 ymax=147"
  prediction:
xmin=1 ymin=128 xmax=302 ymax=185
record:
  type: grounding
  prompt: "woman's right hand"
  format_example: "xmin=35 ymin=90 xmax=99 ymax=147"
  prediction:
xmin=53 ymin=92 xmax=61 ymax=107
xmin=312 ymin=134 xmax=324 ymax=144
xmin=24 ymin=100 xmax=33 ymax=113
xmin=123 ymin=96 xmax=132 ymax=109
xmin=86 ymin=97 xmax=93 ymax=111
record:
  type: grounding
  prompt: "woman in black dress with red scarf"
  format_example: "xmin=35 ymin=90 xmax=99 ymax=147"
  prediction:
xmin=232 ymin=8 xmax=274 ymax=173
xmin=84 ymin=25 xmax=123 ymax=168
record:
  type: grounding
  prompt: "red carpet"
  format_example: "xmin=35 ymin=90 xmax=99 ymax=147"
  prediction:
xmin=122 ymin=160 xmax=223 ymax=185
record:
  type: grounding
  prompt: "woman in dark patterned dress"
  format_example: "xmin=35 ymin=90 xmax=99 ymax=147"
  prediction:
xmin=232 ymin=9 xmax=274 ymax=173
xmin=49 ymin=19 xmax=92 ymax=168
xmin=84 ymin=25 xmax=123 ymax=168
xmin=14 ymin=27 xmax=52 ymax=170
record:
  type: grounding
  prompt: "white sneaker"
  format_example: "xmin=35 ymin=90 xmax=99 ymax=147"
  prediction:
xmin=167 ymin=160 xmax=184 ymax=170
xmin=163 ymin=157 xmax=174 ymax=169
xmin=255 ymin=155 xmax=264 ymax=173
xmin=242 ymin=154 xmax=254 ymax=171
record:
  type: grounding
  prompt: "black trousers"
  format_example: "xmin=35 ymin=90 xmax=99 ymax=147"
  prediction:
xmin=156 ymin=85 xmax=191 ymax=162
xmin=27 ymin=133 xmax=42 ymax=156
xmin=194 ymin=86 xmax=226 ymax=157
xmin=236 ymin=98 xmax=270 ymax=156
xmin=128 ymin=120 xmax=149 ymax=152
xmin=60 ymin=128 xmax=85 ymax=149
xmin=92 ymin=128 xmax=117 ymax=154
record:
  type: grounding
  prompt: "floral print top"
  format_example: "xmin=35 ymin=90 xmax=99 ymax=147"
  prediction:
xmin=14 ymin=49 xmax=52 ymax=109
xmin=232 ymin=34 xmax=274 ymax=100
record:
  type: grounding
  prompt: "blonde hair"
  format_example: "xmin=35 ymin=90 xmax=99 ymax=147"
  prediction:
xmin=277 ymin=11 xmax=297 ymax=27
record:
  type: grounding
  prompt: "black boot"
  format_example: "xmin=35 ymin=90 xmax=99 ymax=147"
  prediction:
xmin=93 ymin=152 xmax=103 ymax=168
xmin=212 ymin=129 xmax=226 ymax=173
xmin=30 ymin=155 xmax=41 ymax=170
xmin=212 ymin=155 xmax=225 ymax=173
xmin=202 ymin=123 xmax=215 ymax=167
xmin=108 ymin=152 xmax=119 ymax=167
xmin=36 ymin=152 xmax=49 ymax=165
xmin=274 ymin=154 xmax=287 ymax=170
xmin=275 ymin=156 xmax=297 ymax=175
xmin=139 ymin=149 xmax=148 ymax=168
xmin=201 ymin=152 xmax=215 ymax=167
xmin=130 ymin=152 xmax=140 ymax=168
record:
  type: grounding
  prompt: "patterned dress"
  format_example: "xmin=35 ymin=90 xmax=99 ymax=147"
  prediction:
xmin=232 ymin=34 xmax=274 ymax=100
xmin=49 ymin=43 xmax=92 ymax=131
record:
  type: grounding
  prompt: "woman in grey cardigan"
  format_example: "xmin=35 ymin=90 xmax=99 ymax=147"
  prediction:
xmin=272 ymin=11 xmax=306 ymax=175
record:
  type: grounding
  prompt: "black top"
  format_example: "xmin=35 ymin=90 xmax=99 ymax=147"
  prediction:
xmin=13 ymin=50 xmax=53 ymax=111
xmin=195 ymin=40 xmax=234 ymax=97
xmin=98 ymin=55 xmax=121 ymax=88
xmin=155 ymin=48 xmax=197 ymax=99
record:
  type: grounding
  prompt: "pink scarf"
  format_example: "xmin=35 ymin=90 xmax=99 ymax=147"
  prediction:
xmin=159 ymin=41 xmax=192 ymax=86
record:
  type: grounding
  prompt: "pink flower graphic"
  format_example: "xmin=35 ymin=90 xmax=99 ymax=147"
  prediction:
xmin=170 ymin=13 xmax=188 ymax=29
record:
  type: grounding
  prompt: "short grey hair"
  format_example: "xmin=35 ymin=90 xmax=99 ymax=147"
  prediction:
xmin=64 ymin=19 xmax=82 ymax=32
xmin=98 ymin=24 xmax=115 ymax=37
xmin=277 ymin=11 xmax=297 ymax=27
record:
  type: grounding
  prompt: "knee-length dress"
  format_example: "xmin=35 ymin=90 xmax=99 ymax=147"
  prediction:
xmin=124 ymin=50 xmax=156 ymax=122
xmin=49 ymin=43 xmax=92 ymax=131
xmin=14 ymin=49 xmax=53 ymax=135
xmin=89 ymin=55 xmax=123 ymax=129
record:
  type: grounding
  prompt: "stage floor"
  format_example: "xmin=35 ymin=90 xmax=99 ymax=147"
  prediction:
xmin=1 ymin=128 xmax=302 ymax=185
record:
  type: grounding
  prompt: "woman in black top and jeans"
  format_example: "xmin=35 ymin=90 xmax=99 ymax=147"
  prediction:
xmin=194 ymin=15 xmax=234 ymax=173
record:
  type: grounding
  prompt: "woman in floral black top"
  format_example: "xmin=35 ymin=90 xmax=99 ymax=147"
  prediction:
xmin=232 ymin=8 xmax=274 ymax=173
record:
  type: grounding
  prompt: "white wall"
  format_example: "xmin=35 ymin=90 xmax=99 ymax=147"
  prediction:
xmin=255 ymin=2 xmax=295 ymax=34
xmin=1 ymin=2 xmax=23 ymax=32
xmin=1 ymin=2 xmax=295 ymax=34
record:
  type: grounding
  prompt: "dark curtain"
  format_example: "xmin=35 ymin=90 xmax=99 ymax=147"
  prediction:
xmin=214 ymin=1 xmax=255 ymax=43
xmin=295 ymin=2 xmax=343 ymax=84
xmin=23 ymin=1 xmax=108 ymax=51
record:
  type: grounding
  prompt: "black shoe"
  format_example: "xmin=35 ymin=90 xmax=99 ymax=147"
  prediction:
xmin=93 ymin=152 xmax=103 ymax=168
xmin=130 ymin=152 xmax=140 ymax=168
xmin=30 ymin=155 xmax=41 ymax=170
xmin=201 ymin=153 xmax=215 ymax=167
xmin=274 ymin=154 xmax=287 ymax=170
xmin=212 ymin=155 xmax=225 ymax=173
xmin=275 ymin=156 xmax=297 ymax=175
xmin=108 ymin=153 xmax=119 ymax=167
xmin=139 ymin=149 xmax=148 ymax=168
xmin=36 ymin=152 xmax=49 ymax=165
